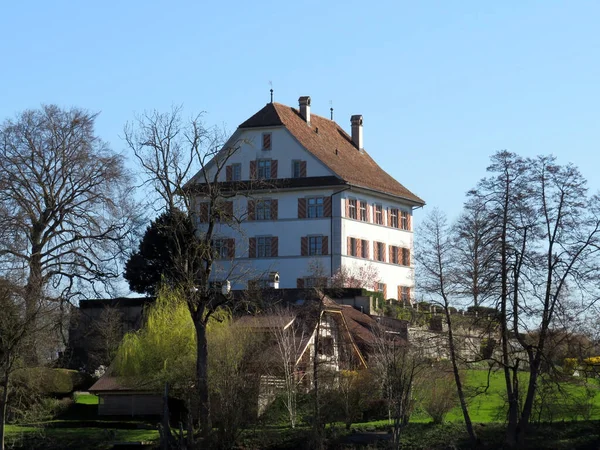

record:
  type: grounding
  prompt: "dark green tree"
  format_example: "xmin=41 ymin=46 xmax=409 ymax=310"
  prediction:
xmin=124 ymin=209 xmax=196 ymax=296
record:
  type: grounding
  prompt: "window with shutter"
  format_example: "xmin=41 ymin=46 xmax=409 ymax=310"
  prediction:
xmin=256 ymin=200 xmax=272 ymax=220
xmin=257 ymin=159 xmax=271 ymax=179
xmin=212 ymin=239 xmax=228 ymax=259
xmin=257 ymin=237 xmax=272 ymax=258
xmin=390 ymin=208 xmax=399 ymax=228
xmin=307 ymin=197 xmax=324 ymax=218
xmin=375 ymin=204 xmax=383 ymax=225
xmin=390 ymin=246 xmax=399 ymax=264
xmin=292 ymin=160 xmax=302 ymax=178
xmin=361 ymin=239 xmax=369 ymax=259
xmin=359 ymin=201 xmax=367 ymax=221
xmin=375 ymin=242 xmax=385 ymax=262
xmin=232 ymin=163 xmax=241 ymax=181
xmin=348 ymin=199 xmax=357 ymax=219
xmin=308 ymin=236 xmax=323 ymax=256
xmin=401 ymin=211 xmax=409 ymax=230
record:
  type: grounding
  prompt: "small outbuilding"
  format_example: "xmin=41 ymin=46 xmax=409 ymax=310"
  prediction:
xmin=89 ymin=374 xmax=162 ymax=417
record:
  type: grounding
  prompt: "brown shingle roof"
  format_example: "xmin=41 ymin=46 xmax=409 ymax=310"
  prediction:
xmin=239 ymin=102 xmax=425 ymax=204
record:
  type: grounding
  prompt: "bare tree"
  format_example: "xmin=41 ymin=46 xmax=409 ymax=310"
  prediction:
xmin=124 ymin=107 xmax=247 ymax=438
xmin=454 ymin=197 xmax=499 ymax=308
xmin=266 ymin=309 xmax=309 ymax=429
xmin=371 ymin=325 xmax=427 ymax=448
xmin=0 ymin=106 xmax=137 ymax=361
xmin=92 ymin=306 xmax=123 ymax=367
xmin=416 ymin=208 xmax=478 ymax=445
xmin=0 ymin=279 xmax=54 ymax=450
xmin=469 ymin=151 xmax=600 ymax=448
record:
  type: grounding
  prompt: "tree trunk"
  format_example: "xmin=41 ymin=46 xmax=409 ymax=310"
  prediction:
xmin=194 ymin=318 xmax=211 ymax=438
xmin=312 ymin=309 xmax=323 ymax=449
xmin=516 ymin=354 xmax=541 ymax=447
xmin=0 ymin=368 xmax=9 ymax=450
xmin=24 ymin=244 xmax=43 ymax=365
xmin=445 ymin=307 xmax=477 ymax=446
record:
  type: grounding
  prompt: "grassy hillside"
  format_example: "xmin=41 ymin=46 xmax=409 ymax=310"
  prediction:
xmin=434 ymin=369 xmax=600 ymax=423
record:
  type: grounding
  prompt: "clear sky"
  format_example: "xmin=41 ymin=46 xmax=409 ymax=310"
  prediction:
xmin=1 ymin=1 xmax=599 ymax=223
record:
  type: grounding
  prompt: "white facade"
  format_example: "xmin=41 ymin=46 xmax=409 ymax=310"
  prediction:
xmin=193 ymin=105 xmax=420 ymax=301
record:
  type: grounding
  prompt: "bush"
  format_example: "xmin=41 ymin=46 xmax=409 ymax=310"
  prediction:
xmin=417 ymin=369 xmax=457 ymax=424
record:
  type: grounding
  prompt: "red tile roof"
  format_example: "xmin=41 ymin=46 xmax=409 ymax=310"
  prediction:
xmin=239 ymin=102 xmax=425 ymax=204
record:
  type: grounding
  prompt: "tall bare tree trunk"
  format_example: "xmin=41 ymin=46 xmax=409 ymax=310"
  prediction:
xmin=0 ymin=366 xmax=9 ymax=450
xmin=445 ymin=309 xmax=477 ymax=446
xmin=195 ymin=318 xmax=211 ymax=438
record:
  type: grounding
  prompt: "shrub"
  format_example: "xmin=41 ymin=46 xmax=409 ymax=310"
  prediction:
xmin=417 ymin=369 xmax=457 ymax=424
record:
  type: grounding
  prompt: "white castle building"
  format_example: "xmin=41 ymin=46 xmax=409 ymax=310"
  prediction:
xmin=189 ymin=96 xmax=425 ymax=301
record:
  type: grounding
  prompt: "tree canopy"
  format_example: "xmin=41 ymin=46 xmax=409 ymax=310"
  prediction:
xmin=123 ymin=209 xmax=197 ymax=296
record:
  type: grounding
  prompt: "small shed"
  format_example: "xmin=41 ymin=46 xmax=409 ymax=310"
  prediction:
xmin=89 ymin=374 xmax=162 ymax=417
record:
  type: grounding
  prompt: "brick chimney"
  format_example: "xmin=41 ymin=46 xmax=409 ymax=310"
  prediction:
xmin=351 ymin=115 xmax=363 ymax=150
xmin=299 ymin=96 xmax=311 ymax=125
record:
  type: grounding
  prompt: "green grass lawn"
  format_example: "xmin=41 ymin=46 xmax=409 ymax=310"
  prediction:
xmin=355 ymin=368 xmax=600 ymax=426
xmin=5 ymin=392 xmax=159 ymax=449
xmin=445 ymin=369 xmax=600 ymax=423
xmin=73 ymin=392 xmax=99 ymax=405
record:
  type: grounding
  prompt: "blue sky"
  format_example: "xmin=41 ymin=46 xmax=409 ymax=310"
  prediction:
xmin=2 ymin=1 xmax=599 ymax=222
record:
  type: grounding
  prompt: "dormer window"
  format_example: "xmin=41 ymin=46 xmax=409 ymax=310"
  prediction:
xmin=262 ymin=132 xmax=272 ymax=151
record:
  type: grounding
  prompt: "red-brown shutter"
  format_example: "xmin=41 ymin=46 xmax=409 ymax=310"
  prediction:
xmin=407 ymin=213 xmax=412 ymax=231
xmin=247 ymin=200 xmax=255 ymax=221
xmin=367 ymin=204 xmax=372 ymax=223
xmin=298 ymin=198 xmax=307 ymax=218
xmin=387 ymin=208 xmax=391 ymax=226
xmin=402 ymin=248 xmax=411 ymax=266
xmin=272 ymin=199 xmax=278 ymax=220
xmin=250 ymin=161 xmax=257 ymax=179
xmin=322 ymin=236 xmax=328 ymax=255
xmin=364 ymin=240 xmax=370 ymax=259
xmin=249 ymin=238 xmax=256 ymax=258
xmin=199 ymin=203 xmax=209 ymax=223
xmin=271 ymin=236 xmax=278 ymax=257
xmin=323 ymin=197 xmax=332 ymax=217
xmin=226 ymin=165 xmax=232 ymax=181
xmin=345 ymin=199 xmax=349 ymax=218
xmin=270 ymin=160 xmax=278 ymax=179
xmin=347 ymin=237 xmax=352 ymax=256
xmin=357 ymin=239 xmax=362 ymax=258
xmin=227 ymin=239 xmax=235 ymax=258
xmin=297 ymin=278 xmax=305 ymax=288
xmin=224 ymin=201 xmax=233 ymax=220
xmin=407 ymin=287 xmax=411 ymax=302
xmin=263 ymin=133 xmax=271 ymax=150
xmin=373 ymin=242 xmax=379 ymax=261
xmin=301 ymin=237 xmax=308 ymax=256
xmin=383 ymin=284 xmax=387 ymax=299
xmin=300 ymin=161 xmax=307 ymax=177
xmin=397 ymin=286 xmax=402 ymax=301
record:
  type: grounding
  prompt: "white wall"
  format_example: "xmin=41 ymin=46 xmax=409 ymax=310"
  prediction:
xmin=193 ymin=127 xmax=335 ymax=183
xmin=339 ymin=190 xmax=415 ymax=298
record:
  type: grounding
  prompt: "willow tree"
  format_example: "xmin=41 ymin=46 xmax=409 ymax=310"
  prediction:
xmin=124 ymin=107 xmax=246 ymax=437
xmin=114 ymin=287 xmax=257 ymax=448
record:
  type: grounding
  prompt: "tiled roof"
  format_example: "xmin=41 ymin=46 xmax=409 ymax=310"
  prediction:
xmin=239 ymin=102 xmax=425 ymax=204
